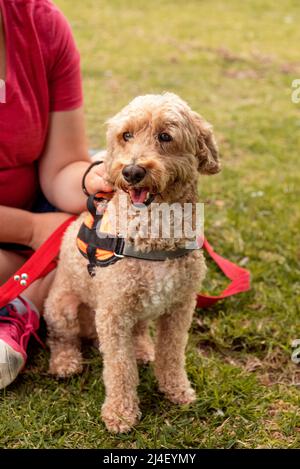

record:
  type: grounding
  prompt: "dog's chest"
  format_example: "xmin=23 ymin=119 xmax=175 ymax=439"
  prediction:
xmin=135 ymin=260 xmax=183 ymax=320
xmin=79 ymin=250 xmax=203 ymax=320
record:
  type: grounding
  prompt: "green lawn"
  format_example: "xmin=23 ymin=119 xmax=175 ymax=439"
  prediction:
xmin=1 ymin=0 xmax=300 ymax=448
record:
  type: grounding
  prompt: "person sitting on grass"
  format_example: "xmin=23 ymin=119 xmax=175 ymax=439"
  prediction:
xmin=0 ymin=0 xmax=112 ymax=389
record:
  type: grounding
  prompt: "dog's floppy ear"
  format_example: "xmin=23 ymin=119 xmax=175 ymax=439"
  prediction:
xmin=192 ymin=112 xmax=221 ymax=175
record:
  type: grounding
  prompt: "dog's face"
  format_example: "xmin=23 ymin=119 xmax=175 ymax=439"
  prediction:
xmin=105 ymin=93 xmax=220 ymax=204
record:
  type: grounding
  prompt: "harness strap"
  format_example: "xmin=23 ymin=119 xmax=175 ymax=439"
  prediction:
xmin=78 ymin=224 xmax=124 ymax=253
xmin=87 ymin=194 xmax=97 ymax=216
xmin=86 ymin=245 xmax=97 ymax=277
xmin=84 ymin=194 xmax=113 ymax=275
xmin=78 ymin=222 xmax=197 ymax=261
xmin=79 ymin=194 xmax=200 ymax=264
xmin=122 ymin=243 xmax=197 ymax=261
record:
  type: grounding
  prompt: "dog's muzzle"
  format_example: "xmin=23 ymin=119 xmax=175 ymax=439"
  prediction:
xmin=122 ymin=164 xmax=146 ymax=184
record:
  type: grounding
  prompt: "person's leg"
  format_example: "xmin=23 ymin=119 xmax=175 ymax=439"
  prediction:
xmin=0 ymin=249 xmax=27 ymax=285
xmin=0 ymin=248 xmax=55 ymax=310
xmin=0 ymin=189 xmax=73 ymax=389
xmin=0 ymin=249 xmax=57 ymax=388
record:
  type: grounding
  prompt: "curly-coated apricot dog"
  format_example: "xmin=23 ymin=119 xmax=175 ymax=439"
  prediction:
xmin=44 ymin=93 xmax=220 ymax=433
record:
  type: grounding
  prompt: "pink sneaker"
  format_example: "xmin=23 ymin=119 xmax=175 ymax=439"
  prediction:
xmin=0 ymin=297 xmax=41 ymax=389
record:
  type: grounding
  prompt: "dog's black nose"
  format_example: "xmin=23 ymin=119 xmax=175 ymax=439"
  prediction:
xmin=122 ymin=165 xmax=146 ymax=184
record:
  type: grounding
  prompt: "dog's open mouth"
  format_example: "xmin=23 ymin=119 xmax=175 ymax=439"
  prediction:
xmin=128 ymin=187 xmax=155 ymax=206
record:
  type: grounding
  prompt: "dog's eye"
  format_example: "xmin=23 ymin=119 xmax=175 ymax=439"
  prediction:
xmin=123 ymin=132 xmax=134 ymax=142
xmin=158 ymin=132 xmax=172 ymax=142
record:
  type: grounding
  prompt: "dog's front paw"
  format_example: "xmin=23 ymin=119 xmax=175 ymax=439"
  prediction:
xmin=48 ymin=347 xmax=83 ymax=378
xmin=101 ymin=398 xmax=141 ymax=433
xmin=169 ymin=386 xmax=196 ymax=404
xmin=161 ymin=384 xmax=197 ymax=405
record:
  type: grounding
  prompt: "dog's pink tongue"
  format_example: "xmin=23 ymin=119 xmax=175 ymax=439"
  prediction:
xmin=129 ymin=188 xmax=149 ymax=204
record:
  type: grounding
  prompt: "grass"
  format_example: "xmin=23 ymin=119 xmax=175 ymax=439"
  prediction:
xmin=1 ymin=0 xmax=300 ymax=448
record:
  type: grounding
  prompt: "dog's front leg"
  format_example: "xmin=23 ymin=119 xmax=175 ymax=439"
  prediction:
xmin=95 ymin=309 xmax=140 ymax=433
xmin=154 ymin=298 xmax=196 ymax=405
xmin=44 ymin=290 xmax=83 ymax=378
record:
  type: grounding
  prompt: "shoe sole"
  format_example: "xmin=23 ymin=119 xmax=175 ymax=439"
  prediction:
xmin=0 ymin=339 xmax=24 ymax=389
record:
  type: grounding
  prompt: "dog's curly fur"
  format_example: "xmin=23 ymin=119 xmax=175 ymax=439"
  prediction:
xmin=44 ymin=93 xmax=220 ymax=433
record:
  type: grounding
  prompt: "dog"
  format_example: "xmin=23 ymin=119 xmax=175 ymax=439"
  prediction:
xmin=44 ymin=93 xmax=220 ymax=433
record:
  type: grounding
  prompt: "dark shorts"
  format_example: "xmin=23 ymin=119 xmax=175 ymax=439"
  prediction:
xmin=0 ymin=192 xmax=57 ymax=253
xmin=31 ymin=190 xmax=57 ymax=214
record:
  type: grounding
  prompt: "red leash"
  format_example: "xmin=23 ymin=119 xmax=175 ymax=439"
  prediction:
xmin=0 ymin=216 xmax=76 ymax=309
xmin=0 ymin=217 xmax=250 ymax=309
xmin=196 ymin=238 xmax=250 ymax=308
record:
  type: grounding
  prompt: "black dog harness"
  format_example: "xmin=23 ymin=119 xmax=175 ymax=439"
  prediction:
xmin=77 ymin=193 xmax=199 ymax=277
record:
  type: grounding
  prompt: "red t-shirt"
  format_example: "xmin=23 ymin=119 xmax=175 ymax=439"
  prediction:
xmin=0 ymin=0 xmax=83 ymax=209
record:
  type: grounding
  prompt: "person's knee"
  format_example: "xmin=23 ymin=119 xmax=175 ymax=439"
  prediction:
xmin=0 ymin=249 xmax=25 ymax=285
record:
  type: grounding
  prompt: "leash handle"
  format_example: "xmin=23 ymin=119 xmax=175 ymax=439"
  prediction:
xmin=196 ymin=237 xmax=251 ymax=308
xmin=0 ymin=216 xmax=76 ymax=309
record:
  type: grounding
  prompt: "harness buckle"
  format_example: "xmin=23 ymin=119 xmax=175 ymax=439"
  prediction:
xmin=87 ymin=263 xmax=96 ymax=277
xmin=113 ymin=236 xmax=125 ymax=258
xmin=113 ymin=252 xmax=125 ymax=259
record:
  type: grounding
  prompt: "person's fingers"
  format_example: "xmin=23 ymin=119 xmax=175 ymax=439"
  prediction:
xmin=97 ymin=176 xmax=114 ymax=192
xmin=97 ymin=166 xmax=113 ymax=191
xmin=86 ymin=164 xmax=114 ymax=193
xmin=94 ymin=162 xmax=107 ymax=177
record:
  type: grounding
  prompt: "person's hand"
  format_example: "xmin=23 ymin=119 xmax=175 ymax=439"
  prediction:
xmin=84 ymin=161 xmax=114 ymax=195
xmin=29 ymin=212 xmax=72 ymax=251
